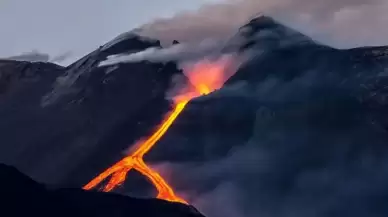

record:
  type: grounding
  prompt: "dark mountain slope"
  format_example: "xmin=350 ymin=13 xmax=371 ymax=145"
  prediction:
xmin=0 ymin=163 xmax=203 ymax=217
xmin=128 ymin=16 xmax=388 ymax=217
xmin=0 ymin=59 xmax=63 ymax=95
xmin=143 ymin=16 xmax=388 ymax=166
xmin=0 ymin=35 xmax=183 ymax=186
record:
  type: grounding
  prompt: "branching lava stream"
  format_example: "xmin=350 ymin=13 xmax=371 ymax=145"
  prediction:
xmin=83 ymin=100 xmax=190 ymax=203
xmin=83 ymin=58 xmax=230 ymax=204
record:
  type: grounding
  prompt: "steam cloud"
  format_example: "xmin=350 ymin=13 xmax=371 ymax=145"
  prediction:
xmin=137 ymin=0 xmax=388 ymax=48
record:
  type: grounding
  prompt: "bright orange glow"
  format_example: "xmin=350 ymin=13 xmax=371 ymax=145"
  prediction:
xmin=83 ymin=57 xmax=231 ymax=204
xmin=83 ymin=101 xmax=189 ymax=204
xmin=184 ymin=58 xmax=229 ymax=93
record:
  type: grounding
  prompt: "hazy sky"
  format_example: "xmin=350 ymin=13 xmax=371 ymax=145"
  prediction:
xmin=2 ymin=0 xmax=388 ymax=65
xmin=139 ymin=0 xmax=388 ymax=49
xmin=0 ymin=0 xmax=219 ymax=63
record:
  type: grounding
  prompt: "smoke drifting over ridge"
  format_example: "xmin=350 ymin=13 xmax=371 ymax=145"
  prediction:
xmin=117 ymin=2 xmax=388 ymax=216
xmin=99 ymin=38 xmax=230 ymax=66
xmin=98 ymin=0 xmax=388 ymax=80
xmin=137 ymin=0 xmax=388 ymax=48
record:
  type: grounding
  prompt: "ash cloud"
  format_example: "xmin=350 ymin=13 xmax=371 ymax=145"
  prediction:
xmin=137 ymin=0 xmax=388 ymax=48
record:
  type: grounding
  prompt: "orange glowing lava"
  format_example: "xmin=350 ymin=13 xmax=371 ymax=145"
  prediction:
xmin=83 ymin=57 xmax=232 ymax=204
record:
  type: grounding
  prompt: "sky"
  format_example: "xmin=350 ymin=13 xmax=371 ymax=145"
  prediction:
xmin=0 ymin=0 xmax=220 ymax=64
xmin=1 ymin=0 xmax=388 ymax=65
xmin=138 ymin=0 xmax=388 ymax=48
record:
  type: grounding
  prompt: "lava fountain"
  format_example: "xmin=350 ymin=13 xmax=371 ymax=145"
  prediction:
xmin=83 ymin=57 xmax=232 ymax=204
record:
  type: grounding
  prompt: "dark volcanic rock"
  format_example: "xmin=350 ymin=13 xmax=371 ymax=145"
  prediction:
xmin=186 ymin=16 xmax=388 ymax=217
xmin=124 ymin=16 xmax=388 ymax=216
xmin=0 ymin=164 xmax=204 ymax=217
xmin=228 ymin=16 xmax=388 ymax=85
xmin=0 ymin=34 xmax=182 ymax=187
xmin=0 ymin=59 xmax=63 ymax=95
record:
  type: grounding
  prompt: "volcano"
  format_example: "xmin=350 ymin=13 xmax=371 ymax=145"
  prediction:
xmin=1 ymin=15 xmax=388 ymax=217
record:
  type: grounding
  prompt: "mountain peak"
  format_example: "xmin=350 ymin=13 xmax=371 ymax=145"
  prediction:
xmin=239 ymin=15 xmax=277 ymax=35
xmin=100 ymin=32 xmax=161 ymax=55
xmin=238 ymin=15 xmax=315 ymax=51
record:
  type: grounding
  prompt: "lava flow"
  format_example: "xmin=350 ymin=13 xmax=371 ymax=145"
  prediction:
xmin=83 ymin=57 xmax=231 ymax=204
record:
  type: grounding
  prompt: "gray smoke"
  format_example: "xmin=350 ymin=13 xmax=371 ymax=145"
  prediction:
xmin=98 ymin=0 xmax=388 ymax=83
xmin=50 ymin=51 xmax=73 ymax=64
xmin=137 ymin=0 xmax=388 ymax=48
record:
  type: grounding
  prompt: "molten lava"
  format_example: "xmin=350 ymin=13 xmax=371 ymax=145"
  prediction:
xmin=83 ymin=57 xmax=231 ymax=204
xmin=83 ymin=101 xmax=189 ymax=203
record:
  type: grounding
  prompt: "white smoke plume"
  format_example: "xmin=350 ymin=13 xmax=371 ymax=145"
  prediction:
xmin=99 ymin=38 xmax=229 ymax=67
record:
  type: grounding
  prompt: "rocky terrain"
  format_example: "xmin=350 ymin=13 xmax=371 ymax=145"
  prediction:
xmin=0 ymin=34 xmax=182 ymax=186
xmin=0 ymin=163 xmax=202 ymax=217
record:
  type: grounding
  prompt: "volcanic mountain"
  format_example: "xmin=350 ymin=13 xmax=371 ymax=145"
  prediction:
xmin=1 ymin=15 xmax=388 ymax=217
